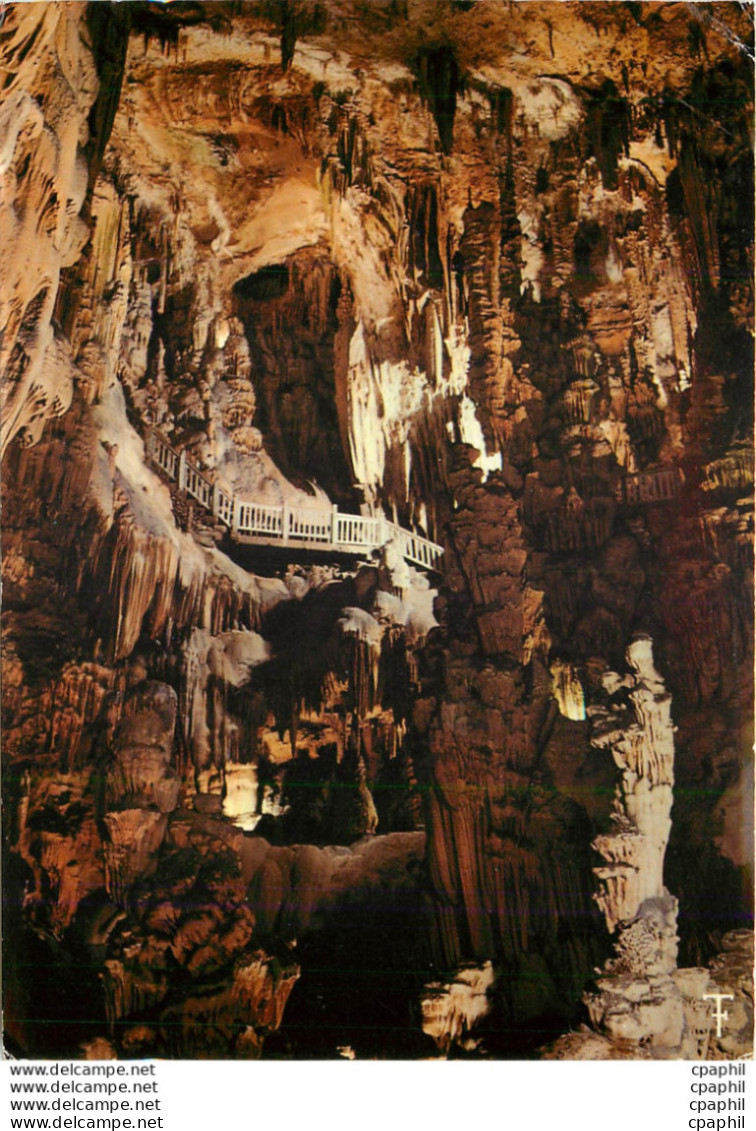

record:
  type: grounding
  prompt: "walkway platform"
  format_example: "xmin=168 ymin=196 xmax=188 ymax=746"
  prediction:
xmin=146 ymin=428 xmax=443 ymax=572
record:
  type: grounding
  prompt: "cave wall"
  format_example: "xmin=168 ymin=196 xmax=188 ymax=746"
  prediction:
xmin=1 ymin=0 xmax=753 ymax=1059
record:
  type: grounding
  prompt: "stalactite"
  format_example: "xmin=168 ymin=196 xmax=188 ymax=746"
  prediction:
xmin=407 ymin=184 xmax=444 ymax=291
xmin=101 ymin=682 xmax=179 ymax=906
xmin=702 ymin=443 xmax=754 ymax=494
xmin=413 ymin=45 xmax=463 ymax=156
xmin=3 ymin=0 xmax=753 ymax=1063
xmin=420 ymin=962 xmax=495 ymax=1054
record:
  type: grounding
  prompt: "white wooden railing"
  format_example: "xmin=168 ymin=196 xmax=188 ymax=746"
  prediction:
xmin=617 ymin=466 xmax=683 ymax=506
xmin=145 ymin=428 xmax=443 ymax=571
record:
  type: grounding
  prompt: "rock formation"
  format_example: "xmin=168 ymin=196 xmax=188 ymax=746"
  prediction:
xmin=1 ymin=1 xmax=752 ymax=1059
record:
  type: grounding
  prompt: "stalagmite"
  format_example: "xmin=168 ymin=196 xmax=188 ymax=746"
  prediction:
xmin=421 ymin=962 xmax=496 ymax=1054
xmin=101 ymin=683 xmax=179 ymax=906
xmin=591 ymin=637 xmax=675 ymax=931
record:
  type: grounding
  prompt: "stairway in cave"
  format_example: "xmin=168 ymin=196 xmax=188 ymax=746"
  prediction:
xmin=146 ymin=427 xmax=444 ymax=574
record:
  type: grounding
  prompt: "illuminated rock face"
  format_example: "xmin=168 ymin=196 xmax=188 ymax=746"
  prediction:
xmin=0 ymin=4 xmax=98 ymax=454
xmin=1 ymin=2 xmax=753 ymax=1058
xmin=566 ymin=637 xmax=685 ymax=1053
xmin=101 ymin=682 xmax=180 ymax=906
xmin=591 ymin=637 xmax=676 ymax=934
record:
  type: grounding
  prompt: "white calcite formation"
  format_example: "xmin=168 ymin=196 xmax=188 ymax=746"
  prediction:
xmin=421 ymin=962 xmax=496 ymax=1054
xmin=101 ymin=682 xmax=180 ymax=906
xmin=545 ymin=638 xmax=753 ymax=1059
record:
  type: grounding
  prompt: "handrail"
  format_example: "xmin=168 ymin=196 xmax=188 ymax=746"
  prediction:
xmin=617 ymin=466 xmax=683 ymax=506
xmin=145 ymin=428 xmax=443 ymax=570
